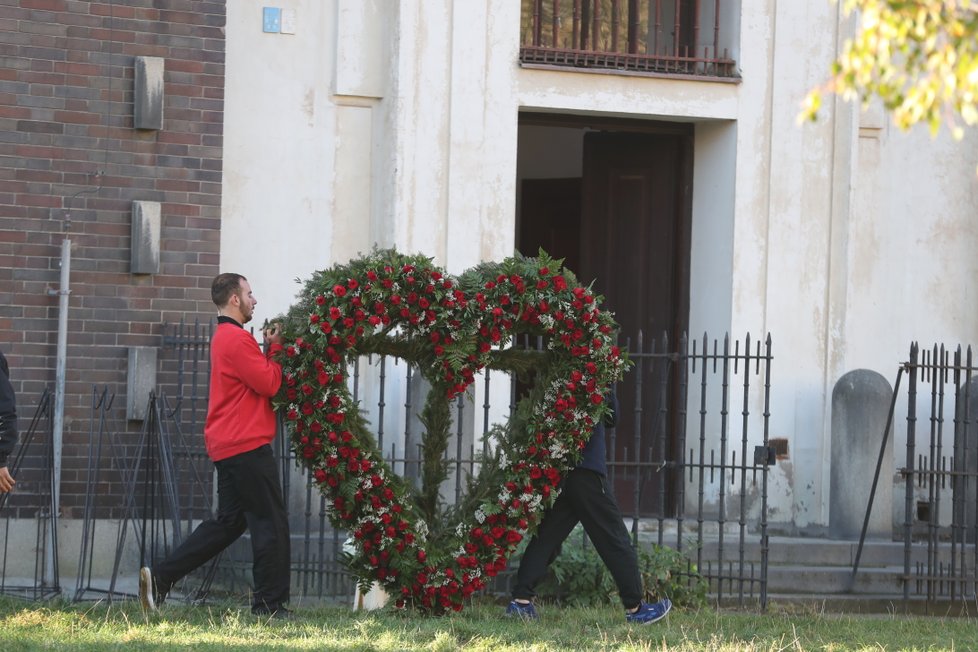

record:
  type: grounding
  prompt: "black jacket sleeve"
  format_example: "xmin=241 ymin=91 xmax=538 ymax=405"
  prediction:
xmin=602 ymin=389 xmax=618 ymax=429
xmin=0 ymin=351 xmax=18 ymax=467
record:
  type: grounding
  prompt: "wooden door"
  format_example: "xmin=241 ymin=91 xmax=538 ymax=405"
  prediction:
xmin=518 ymin=127 xmax=692 ymax=516
xmin=580 ymin=131 xmax=691 ymax=516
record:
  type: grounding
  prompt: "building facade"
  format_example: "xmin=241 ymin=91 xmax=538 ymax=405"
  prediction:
xmin=1 ymin=0 xmax=977 ymax=584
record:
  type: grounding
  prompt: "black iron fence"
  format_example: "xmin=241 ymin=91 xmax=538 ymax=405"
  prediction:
xmin=901 ymin=343 xmax=978 ymax=602
xmin=140 ymin=323 xmax=775 ymax=609
xmin=0 ymin=322 xmax=774 ymax=607
xmin=13 ymin=329 xmax=978 ymax=612
xmin=846 ymin=341 xmax=978 ymax=611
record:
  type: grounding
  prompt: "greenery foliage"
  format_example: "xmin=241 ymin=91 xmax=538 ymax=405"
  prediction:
xmin=637 ymin=542 xmax=709 ymax=609
xmin=802 ymin=0 xmax=978 ymax=137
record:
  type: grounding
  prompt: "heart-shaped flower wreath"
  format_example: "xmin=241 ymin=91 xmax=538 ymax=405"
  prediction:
xmin=272 ymin=249 xmax=627 ymax=613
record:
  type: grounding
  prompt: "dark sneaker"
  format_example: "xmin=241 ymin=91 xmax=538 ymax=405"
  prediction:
xmin=253 ymin=606 xmax=296 ymax=621
xmin=626 ymin=598 xmax=672 ymax=624
xmin=505 ymin=600 xmax=538 ymax=620
xmin=138 ymin=567 xmax=168 ymax=612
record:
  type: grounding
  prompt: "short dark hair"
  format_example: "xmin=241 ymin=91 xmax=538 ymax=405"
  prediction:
xmin=211 ymin=273 xmax=246 ymax=308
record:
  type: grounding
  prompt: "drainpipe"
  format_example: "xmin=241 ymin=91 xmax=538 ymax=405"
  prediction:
xmin=45 ymin=232 xmax=70 ymax=587
xmin=51 ymin=237 xmax=69 ymax=512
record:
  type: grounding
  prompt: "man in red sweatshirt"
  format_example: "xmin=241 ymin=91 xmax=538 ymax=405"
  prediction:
xmin=139 ymin=273 xmax=292 ymax=619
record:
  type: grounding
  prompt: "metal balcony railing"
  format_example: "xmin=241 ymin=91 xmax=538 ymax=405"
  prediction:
xmin=520 ymin=0 xmax=738 ymax=79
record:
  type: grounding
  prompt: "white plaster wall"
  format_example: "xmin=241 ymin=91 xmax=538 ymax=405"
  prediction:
xmin=689 ymin=121 xmax=736 ymax=339
xmin=740 ymin=0 xmax=851 ymax=527
xmin=220 ymin=0 xmax=978 ymax=530
xmin=845 ymin=121 xmax=978 ymax=366
xmin=222 ymin=1 xmax=339 ymax=325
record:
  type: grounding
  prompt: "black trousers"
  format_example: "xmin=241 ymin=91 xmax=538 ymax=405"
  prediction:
xmin=154 ymin=444 xmax=291 ymax=612
xmin=512 ymin=468 xmax=643 ymax=609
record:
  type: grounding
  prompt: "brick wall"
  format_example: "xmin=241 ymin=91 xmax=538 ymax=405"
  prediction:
xmin=0 ymin=0 xmax=226 ymax=518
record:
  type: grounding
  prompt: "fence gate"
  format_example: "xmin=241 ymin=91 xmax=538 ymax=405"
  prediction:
xmin=154 ymin=323 xmax=774 ymax=609
xmin=897 ymin=343 xmax=978 ymax=606
xmin=616 ymin=332 xmax=774 ymax=609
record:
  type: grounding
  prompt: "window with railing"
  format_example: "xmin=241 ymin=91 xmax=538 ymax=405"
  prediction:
xmin=520 ymin=0 xmax=738 ymax=79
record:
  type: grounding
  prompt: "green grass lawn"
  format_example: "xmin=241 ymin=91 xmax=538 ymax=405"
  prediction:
xmin=0 ymin=596 xmax=975 ymax=651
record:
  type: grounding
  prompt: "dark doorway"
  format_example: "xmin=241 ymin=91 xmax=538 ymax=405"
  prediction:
xmin=517 ymin=117 xmax=693 ymax=516
xmin=519 ymin=177 xmax=582 ymax=274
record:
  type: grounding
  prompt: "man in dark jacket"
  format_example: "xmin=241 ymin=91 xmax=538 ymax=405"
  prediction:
xmin=0 ymin=349 xmax=18 ymax=493
xmin=505 ymin=391 xmax=672 ymax=624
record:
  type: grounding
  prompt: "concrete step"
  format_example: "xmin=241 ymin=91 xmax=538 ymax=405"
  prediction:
xmin=686 ymin=536 xmax=978 ymax=603
xmin=765 ymin=564 xmax=905 ymax=594
xmin=689 ymin=536 xmax=966 ymax=568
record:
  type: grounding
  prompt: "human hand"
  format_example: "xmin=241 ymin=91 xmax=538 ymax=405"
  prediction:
xmin=263 ymin=321 xmax=283 ymax=346
xmin=0 ymin=466 xmax=14 ymax=493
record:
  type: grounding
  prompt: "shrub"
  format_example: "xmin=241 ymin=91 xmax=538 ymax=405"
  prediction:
xmin=637 ymin=540 xmax=709 ymax=608
xmin=511 ymin=525 xmax=708 ymax=609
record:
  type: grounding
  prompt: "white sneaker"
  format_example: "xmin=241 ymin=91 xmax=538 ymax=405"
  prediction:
xmin=138 ymin=567 xmax=158 ymax=612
